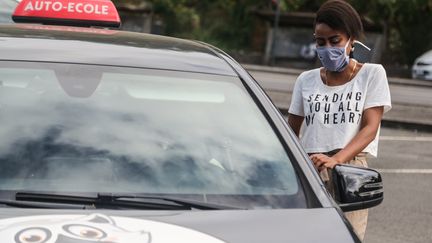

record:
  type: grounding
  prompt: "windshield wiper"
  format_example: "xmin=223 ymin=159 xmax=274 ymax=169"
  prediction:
xmin=0 ymin=199 xmax=93 ymax=209
xmin=15 ymin=192 xmax=243 ymax=210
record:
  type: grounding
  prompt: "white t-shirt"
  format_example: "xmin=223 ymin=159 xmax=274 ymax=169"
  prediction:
xmin=288 ymin=63 xmax=392 ymax=157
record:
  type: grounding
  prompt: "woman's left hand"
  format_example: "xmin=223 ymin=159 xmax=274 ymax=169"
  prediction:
xmin=309 ymin=154 xmax=341 ymax=171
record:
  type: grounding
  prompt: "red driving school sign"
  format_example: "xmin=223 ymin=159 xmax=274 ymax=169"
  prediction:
xmin=13 ymin=0 xmax=121 ymax=27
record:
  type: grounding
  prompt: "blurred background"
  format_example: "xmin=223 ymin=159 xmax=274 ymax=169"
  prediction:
xmin=110 ymin=0 xmax=432 ymax=78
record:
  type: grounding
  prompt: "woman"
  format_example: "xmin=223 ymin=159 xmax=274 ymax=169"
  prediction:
xmin=287 ymin=0 xmax=391 ymax=241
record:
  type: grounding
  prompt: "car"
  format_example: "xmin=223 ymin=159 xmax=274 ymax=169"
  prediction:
xmin=0 ymin=0 xmax=18 ymax=23
xmin=0 ymin=0 xmax=384 ymax=242
xmin=412 ymin=49 xmax=432 ymax=80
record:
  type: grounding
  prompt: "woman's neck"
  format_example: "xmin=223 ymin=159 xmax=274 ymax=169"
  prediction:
xmin=323 ymin=59 xmax=358 ymax=86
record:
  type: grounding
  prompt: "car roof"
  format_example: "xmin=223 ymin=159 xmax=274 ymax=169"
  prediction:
xmin=0 ymin=24 xmax=237 ymax=77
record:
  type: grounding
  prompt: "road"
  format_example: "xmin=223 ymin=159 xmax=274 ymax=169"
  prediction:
xmin=365 ymin=127 xmax=432 ymax=243
xmin=248 ymin=70 xmax=432 ymax=242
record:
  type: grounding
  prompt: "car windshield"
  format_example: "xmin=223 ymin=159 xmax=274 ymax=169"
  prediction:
xmin=0 ymin=61 xmax=307 ymax=209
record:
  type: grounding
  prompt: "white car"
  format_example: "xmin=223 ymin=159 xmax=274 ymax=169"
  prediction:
xmin=412 ymin=49 xmax=432 ymax=80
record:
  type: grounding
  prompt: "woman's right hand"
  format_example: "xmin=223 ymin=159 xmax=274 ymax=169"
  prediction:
xmin=310 ymin=153 xmax=341 ymax=171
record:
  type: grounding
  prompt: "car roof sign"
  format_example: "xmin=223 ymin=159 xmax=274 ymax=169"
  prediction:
xmin=12 ymin=0 xmax=121 ymax=28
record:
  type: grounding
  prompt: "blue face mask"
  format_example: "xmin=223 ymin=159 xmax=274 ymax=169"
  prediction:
xmin=316 ymin=40 xmax=350 ymax=72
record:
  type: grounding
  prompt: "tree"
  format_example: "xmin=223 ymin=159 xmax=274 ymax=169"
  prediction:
xmin=113 ymin=0 xmax=432 ymax=65
xmin=353 ymin=0 xmax=432 ymax=65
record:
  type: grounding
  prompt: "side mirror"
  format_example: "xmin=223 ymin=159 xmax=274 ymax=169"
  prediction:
xmin=332 ymin=164 xmax=383 ymax=212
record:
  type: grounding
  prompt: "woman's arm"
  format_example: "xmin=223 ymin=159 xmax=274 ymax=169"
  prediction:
xmin=310 ymin=106 xmax=384 ymax=170
xmin=288 ymin=113 xmax=304 ymax=137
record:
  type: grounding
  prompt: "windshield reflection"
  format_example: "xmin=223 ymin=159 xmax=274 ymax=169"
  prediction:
xmin=0 ymin=62 xmax=304 ymax=208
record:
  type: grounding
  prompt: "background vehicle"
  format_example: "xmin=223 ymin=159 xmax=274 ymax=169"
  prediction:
xmin=0 ymin=1 xmax=383 ymax=242
xmin=412 ymin=49 xmax=432 ymax=80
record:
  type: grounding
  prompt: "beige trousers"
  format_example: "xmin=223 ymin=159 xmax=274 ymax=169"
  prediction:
xmin=321 ymin=156 xmax=369 ymax=241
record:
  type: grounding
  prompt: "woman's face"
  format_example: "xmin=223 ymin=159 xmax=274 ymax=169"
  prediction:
xmin=314 ymin=23 xmax=352 ymax=53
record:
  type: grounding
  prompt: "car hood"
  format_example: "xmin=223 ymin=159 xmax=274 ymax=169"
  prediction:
xmin=0 ymin=208 xmax=357 ymax=243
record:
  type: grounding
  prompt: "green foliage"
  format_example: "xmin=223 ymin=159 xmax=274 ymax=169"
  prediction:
xmin=288 ymin=0 xmax=432 ymax=64
xmin=280 ymin=0 xmax=432 ymax=64
xmin=124 ymin=0 xmax=310 ymax=51
xmin=351 ymin=0 xmax=432 ymax=64
xmin=114 ymin=0 xmax=432 ymax=64
xmin=146 ymin=0 xmax=269 ymax=51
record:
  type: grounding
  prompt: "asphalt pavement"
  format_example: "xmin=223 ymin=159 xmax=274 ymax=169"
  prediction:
xmin=365 ymin=127 xmax=432 ymax=243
